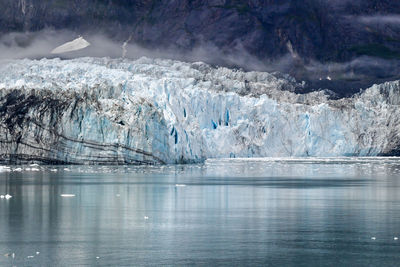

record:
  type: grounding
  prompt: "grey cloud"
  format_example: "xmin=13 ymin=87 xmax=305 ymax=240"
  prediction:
xmin=1 ymin=29 xmax=400 ymax=96
xmin=355 ymin=15 xmax=400 ymax=25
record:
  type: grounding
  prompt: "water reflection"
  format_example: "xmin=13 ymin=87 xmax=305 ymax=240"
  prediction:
xmin=0 ymin=159 xmax=400 ymax=266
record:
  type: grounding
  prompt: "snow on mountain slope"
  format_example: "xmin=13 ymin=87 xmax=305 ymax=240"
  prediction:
xmin=0 ymin=57 xmax=399 ymax=164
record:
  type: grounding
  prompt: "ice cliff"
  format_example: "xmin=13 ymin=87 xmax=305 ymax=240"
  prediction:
xmin=0 ymin=57 xmax=399 ymax=164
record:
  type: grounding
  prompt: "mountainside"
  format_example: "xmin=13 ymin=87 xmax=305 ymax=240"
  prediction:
xmin=1 ymin=0 xmax=400 ymax=62
xmin=1 ymin=57 xmax=400 ymax=164
xmin=1 ymin=1 xmax=400 ymax=96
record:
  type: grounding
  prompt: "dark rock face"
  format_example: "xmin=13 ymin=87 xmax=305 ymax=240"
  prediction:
xmin=1 ymin=0 xmax=400 ymax=96
xmin=0 ymin=88 xmax=167 ymax=165
xmin=1 ymin=0 xmax=400 ymax=62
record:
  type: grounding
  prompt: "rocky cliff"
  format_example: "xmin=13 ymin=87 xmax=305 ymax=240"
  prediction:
xmin=1 ymin=0 xmax=399 ymax=62
xmin=2 ymin=0 xmax=400 ymax=96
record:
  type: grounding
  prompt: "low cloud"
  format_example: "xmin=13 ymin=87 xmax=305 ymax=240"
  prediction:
xmin=354 ymin=14 xmax=400 ymax=25
xmin=0 ymin=29 xmax=268 ymax=70
xmin=305 ymin=56 xmax=400 ymax=79
xmin=1 ymin=28 xmax=400 ymax=96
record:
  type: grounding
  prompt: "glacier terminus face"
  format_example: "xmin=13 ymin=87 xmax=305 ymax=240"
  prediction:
xmin=0 ymin=57 xmax=399 ymax=164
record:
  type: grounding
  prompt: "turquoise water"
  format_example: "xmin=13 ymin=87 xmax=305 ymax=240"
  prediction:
xmin=1 ymin=158 xmax=400 ymax=266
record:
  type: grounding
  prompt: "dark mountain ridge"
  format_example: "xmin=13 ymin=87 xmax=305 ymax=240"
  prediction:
xmin=1 ymin=0 xmax=400 ymax=96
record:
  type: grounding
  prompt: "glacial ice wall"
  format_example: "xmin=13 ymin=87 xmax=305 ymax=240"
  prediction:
xmin=0 ymin=57 xmax=399 ymax=164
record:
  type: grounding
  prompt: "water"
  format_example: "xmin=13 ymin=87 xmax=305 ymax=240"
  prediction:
xmin=1 ymin=158 xmax=400 ymax=266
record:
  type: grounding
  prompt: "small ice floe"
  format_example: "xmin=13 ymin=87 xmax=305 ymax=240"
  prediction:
xmin=175 ymin=184 xmax=186 ymax=187
xmin=116 ymin=194 xmax=120 ymax=197
xmin=144 ymin=216 xmax=149 ymax=220
xmin=63 ymin=168 xmax=71 ymax=171
xmin=0 ymin=166 xmax=11 ymax=172
xmin=371 ymin=237 xmax=376 ymax=240
xmin=96 ymin=256 xmax=100 ymax=259
xmin=327 ymin=76 xmax=332 ymax=81
xmin=36 ymin=252 xmax=40 ymax=255
xmin=394 ymin=237 xmax=398 ymax=240
xmin=49 ymin=168 xmax=58 ymax=172
xmin=1 ymin=194 xmax=12 ymax=199
xmin=13 ymin=168 xmax=22 ymax=172
xmin=27 ymin=255 xmax=34 ymax=259
xmin=60 ymin=194 xmax=76 ymax=197
xmin=26 ymin=168 xmax=41 ymax=171
xmin=30 ymin=164 xmax=40 ymax=167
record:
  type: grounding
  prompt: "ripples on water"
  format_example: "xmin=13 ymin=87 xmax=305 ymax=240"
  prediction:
xmin=1 ymin=158 xmax=400 ymax=266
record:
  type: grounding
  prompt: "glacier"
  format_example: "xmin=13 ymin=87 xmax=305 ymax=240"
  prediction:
xmin=0 ymin=57 xmax=400 ymax=164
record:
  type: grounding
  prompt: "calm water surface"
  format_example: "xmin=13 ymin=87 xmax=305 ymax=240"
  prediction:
xmin=1 ymin=158 xmax=400 ymax=266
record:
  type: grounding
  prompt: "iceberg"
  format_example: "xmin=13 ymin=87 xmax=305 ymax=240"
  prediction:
xmin=0 ymin=57 xmax=399 ymax=164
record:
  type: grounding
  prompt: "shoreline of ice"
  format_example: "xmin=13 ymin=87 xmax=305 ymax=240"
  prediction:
xmin=206 ymin=156 xmax=400 ymax=164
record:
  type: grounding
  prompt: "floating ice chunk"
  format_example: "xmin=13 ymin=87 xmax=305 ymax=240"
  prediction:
xmin=60 ymin=194 xmax=76 ymax=197
xmin=144 ymin=216 xmax=149 ymax=220
xmin=5 ymin=194 xmax=12 ymax=199
xmin=13 ymin=168 xmax=22 ymax=172
xmin=30 ymin=164 xmax=40 ymax=167
xmin=27 ymin=255 xmax=34 ymax=259
xmin=394 ymin=237 xmax=398 ymax=240
xmin=36 ymin=252 xmax=40 ymax=255
xmin=175 ymin=184 xmax=186 ymax=187
xmin=26 ymin=168 xmax=40 ymax=171
xmin=96 ymin=256 xmax=100 ymax=259
xmin=51 ymin=37 xmax=90 ymax=54
xmin=0 ymin=195 xmax=4 ymax=199
xmin=116 ymin=194 xmax=120 ymax=197
xmin=0 ymin=166 xmax=11 ymax=172
xmin=371 ymin=237 xmax=376 ymax=240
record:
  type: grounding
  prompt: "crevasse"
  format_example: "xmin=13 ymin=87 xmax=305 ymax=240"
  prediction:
xmin=0 ymin=57 xmax=399 ymax=164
